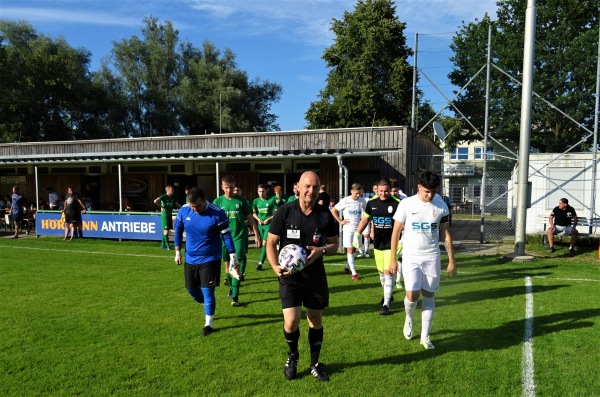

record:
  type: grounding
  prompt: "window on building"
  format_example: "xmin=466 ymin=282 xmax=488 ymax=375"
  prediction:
xmin=498 ymin=185 xmax=506 ymax=196
xmin=485 ymin=185 xmax=493 ymax=198
xmin=450 ymin=186 xmax=464 ymax=203
xmin=475 ymin=147 xmax=495 ymax=160
xmin=474 ymin=185 xmax=481 ymax=198
xmin=450 ymin=147 xmax=469 ymax=160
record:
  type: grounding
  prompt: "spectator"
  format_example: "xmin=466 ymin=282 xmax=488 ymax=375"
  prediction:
xmin=10 ymin=186 xmax=28 ymax=238
xmin=316 ymin=185 xmax=330 ymax=207
xmin=47 ymin=187 xmax=60 ymax=210
xmin=547 ymin=198 xmax=579 ymax=255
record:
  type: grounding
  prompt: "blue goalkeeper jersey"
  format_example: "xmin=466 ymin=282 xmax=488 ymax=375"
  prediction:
xmin=174 ymin=202 xmax=235 ymax=265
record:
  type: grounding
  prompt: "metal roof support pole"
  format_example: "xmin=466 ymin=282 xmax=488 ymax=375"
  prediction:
xmin=215 ymin=162 xmax=221 ymax=199
xmin=34 ymin=165 xmax=39 ymax=210
xmin=337 ymin=155 xmax=349 ymax=252
xmin=118 ymin=163 xmax=123 ymax=212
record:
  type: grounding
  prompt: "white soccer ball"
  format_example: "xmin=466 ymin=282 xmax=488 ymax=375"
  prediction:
xmin=278 ymin=244 xmax=307 ymax=273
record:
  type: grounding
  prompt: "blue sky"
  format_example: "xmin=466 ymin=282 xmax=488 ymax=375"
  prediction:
xmin=0 ymin=0 xmax=498 ymax=131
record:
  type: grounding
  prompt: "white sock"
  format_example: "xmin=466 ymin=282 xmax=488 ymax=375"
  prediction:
xmin=363 ymin=237 xmax=370 ymax=251
xmin=383 ymin=275 xmax=393 ymax=306
xmin=379 ymin=273 xmax=385 ymax=288
xmin=404 ymin=296 xmax=418 ymax=323
xmin=347 ymin=253 xmax=357 ymax=275
xmin=421 ymin=295 xmax=435 ymax=340
xmin=205 ymin=315 xmax=214 ymax=328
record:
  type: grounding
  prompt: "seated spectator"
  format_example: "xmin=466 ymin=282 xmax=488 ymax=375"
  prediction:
xmin=124 ymin=197 xmax=135 ymax=212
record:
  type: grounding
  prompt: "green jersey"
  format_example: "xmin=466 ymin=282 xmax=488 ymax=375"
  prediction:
xmin=213 ymin=194 xmax=252 ymax=241
xmin=252 ymin=196 xmax=276 ymax=222
xmin=158 ymin=194 xmax=176 ymax=214
xmin=287 ymin=196 xmax=298 ymax=203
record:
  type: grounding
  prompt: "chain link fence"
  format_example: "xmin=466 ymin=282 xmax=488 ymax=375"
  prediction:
xmin=413 ymin=30 xmax=599 ymax=243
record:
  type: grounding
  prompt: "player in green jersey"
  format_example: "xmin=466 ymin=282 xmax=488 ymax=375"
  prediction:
xmin=252 ymin=184 xmax=276 ymax=270
xmin=213 ymin=175 xmax=260 ymax=305
xmin=287 ymin=182 xmax=299 ymax=203
xmin=154 ymin=185 xmax=181 ymax=250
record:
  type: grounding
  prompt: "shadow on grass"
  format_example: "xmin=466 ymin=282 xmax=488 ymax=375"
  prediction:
xmin=325 ymin=308 xmax=600 ymax=374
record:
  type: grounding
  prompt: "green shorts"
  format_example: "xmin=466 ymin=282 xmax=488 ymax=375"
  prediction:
xmin=222 ymin=238 xmax=248 ymax=260
xmin=161 ymin=213 xmax=173 ymax=230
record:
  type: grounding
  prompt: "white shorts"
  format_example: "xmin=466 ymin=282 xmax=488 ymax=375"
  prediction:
xmin=553 ymin=225 xmax=573 ymax=235
xmin=402 ymin=254 xmax=441 ymax=293
xmin=362 ymin=223 xmax=371 ymax=235
xmin=342 ymin=225 xmax=359 ymax=248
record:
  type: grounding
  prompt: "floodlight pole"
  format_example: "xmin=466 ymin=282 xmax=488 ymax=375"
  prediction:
xmin=480 ymin=25 xmax=492 ymax=244
xmin=514 ymin=0 xmax=537 ymax=256
xmin=411 ymin=33 xmax=418 ymax=129
xmin=589 ymin=24 xmax=600 ymax=233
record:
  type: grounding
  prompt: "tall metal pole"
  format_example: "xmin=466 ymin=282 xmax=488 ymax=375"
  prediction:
xmin=411 ymin=33 xmax=418 ymax=129
xmin=514 ymin=0 xmax=537 ymax=255
xmin=480 ymin=25 xmax=492 ymax=243
xmin=118 ymin=163 xmax=123 ymax=212
xmin=590 ymin=23 xmax=600 ymax=233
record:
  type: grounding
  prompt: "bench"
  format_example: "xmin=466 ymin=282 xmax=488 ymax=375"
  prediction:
xmin=538 ymin=214 xmax=600 ymax=255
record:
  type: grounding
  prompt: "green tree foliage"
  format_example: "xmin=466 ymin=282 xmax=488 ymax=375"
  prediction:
xmin=0 ymin=20 xmax=104 ymax=142
xmin=106 ymin=17 xmax=282 ymax=136
xmin=305 ymin=0 xmax=414 ymax=128
xmin=0 ymin=17 xmax=281 ymax=142
xmin=449 ymin=0 xmax=599 ymax=152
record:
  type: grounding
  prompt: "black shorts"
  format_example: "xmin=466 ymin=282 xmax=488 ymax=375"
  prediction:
xmin=65 ymin=212 xmax=81 ymax=224
xmin=279 ymin=267 xmax=329 ymax=310
xmin=12 ymin=213 xmax=23 ymax=223
xmin=185 ymin=260 xmax=221 ymax=290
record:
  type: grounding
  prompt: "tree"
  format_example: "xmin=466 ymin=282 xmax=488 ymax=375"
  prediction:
xmin=177 ymin=42 xmax=281 ymax=134
xmin=449 ymin=0 xmax=599 ymax=152
xmin=109 ymin=16 xmax=181 ymax=137
xmin=105 ymin=17 xmax=282 ymax=136
xmin=0 ymin=20 xmax=97 ymax=142
xmin=305 ymin=0 xmax=414 ymax=128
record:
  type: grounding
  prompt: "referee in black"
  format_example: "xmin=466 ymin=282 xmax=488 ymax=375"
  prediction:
xmin=266 ymin=171 xmax=338 ymax=382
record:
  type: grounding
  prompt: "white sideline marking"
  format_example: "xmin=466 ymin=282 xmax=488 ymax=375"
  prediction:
xmin=0 ymin=244 xmax=167 ymax=259
xmin=533 ymin=276 xmax=600 ymax=283
xmin=523 ymin=276 xmax=536 ymax=397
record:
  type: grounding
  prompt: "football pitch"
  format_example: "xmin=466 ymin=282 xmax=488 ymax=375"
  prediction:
xmin=1 ymin=236 xmax=599 ymax=396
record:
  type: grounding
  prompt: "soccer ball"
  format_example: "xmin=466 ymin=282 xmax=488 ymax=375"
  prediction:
xmin=278 ymin=244 xmax=307 ymax=273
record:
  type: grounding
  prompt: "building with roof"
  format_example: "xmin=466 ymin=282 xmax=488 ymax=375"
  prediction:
xmin=0 ymin=126 xmax=439 ymax=210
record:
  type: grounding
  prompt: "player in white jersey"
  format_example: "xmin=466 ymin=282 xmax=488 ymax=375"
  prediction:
xmin=389 ymin=171 xmax=456 ymax=350
xmin=331 ymin=183 xmax=367 ymax=281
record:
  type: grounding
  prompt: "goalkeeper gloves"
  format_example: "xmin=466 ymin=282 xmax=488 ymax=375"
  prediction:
xmin=228 ymin=253 xmax=240 ymax=280
xmin=352 ymin=232 xmax=361 ymax=249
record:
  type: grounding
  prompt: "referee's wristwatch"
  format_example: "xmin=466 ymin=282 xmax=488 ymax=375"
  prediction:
xmin=322 ymin=244 xmax=327 ymax=255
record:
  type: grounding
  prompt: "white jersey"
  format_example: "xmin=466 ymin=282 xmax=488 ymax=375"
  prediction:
xmin=334 ymin=195 xmax=367 ymax=231
xmin=393 ymin=194 xmax=449 ymax=256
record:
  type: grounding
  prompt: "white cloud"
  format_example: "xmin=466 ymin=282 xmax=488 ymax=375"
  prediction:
xmin=183 ymin=0 xmax=497 ymax=46
xmin=0 ymin=7 xmax=141 ymax=27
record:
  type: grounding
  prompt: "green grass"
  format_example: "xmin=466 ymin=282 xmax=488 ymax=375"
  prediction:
xmin=1 ymin=236 xmax=599 ymax=396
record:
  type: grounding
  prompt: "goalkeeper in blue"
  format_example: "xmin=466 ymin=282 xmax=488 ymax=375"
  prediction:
xmin=174 ymin=186 xmax=239 ymax=337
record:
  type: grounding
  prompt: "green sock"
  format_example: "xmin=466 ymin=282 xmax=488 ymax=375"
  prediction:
xmin=240 ymin=254 xmax=247 ymax=276
xmin=231 ymin=278 xmax=240 ymax=298
xmin=259 ymin=246 xmax=267 ymax=264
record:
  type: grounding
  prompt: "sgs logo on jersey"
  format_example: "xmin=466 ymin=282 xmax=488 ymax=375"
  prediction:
xmin=372 ymin=216 xmax=393 ymax=226
xmin=411 ymin=222 xmax=438 ymax=231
